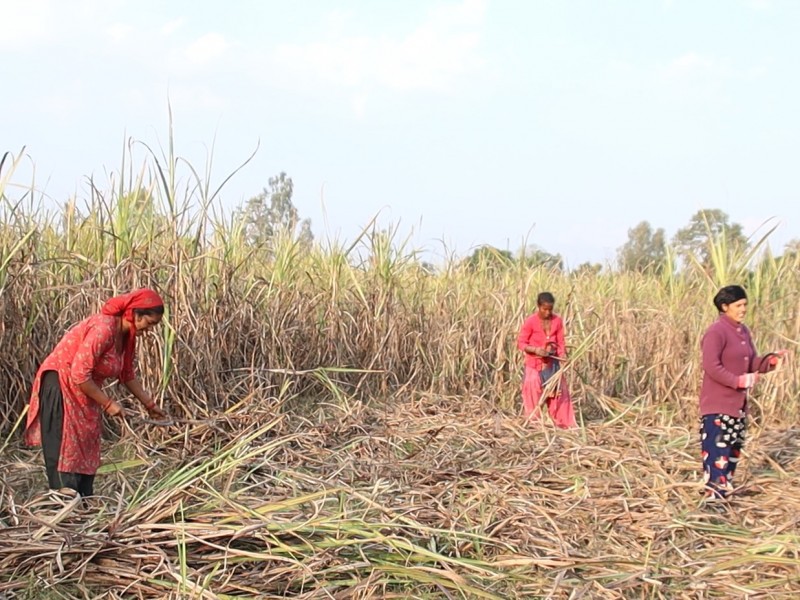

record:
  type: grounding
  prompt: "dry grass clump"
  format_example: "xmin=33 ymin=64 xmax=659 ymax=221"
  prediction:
xmin=2 ymin=391 xmax=800 ymax=599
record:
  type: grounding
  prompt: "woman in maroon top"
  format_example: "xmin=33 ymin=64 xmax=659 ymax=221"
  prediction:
xmin=25 ymin=289 xmax=168 ymax=497
xmin=699 ymin=285 xmax=787 ymax=499
xmin=517 ymin=292 xmax=577 ymax=428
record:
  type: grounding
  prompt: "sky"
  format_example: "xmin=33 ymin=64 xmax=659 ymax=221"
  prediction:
xmin=1 ymin=0 xmax=799 ymax=267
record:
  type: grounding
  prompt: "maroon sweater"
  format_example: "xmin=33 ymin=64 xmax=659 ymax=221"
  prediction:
xmin=699 ymin=315 xmax=774 ymax=417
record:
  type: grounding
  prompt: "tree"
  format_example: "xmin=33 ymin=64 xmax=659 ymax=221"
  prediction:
xmin=672 ymin=209 xmax=748 ymax=268
xmin=617 ymin=221 xmax=666 ymax=274
xmin=777 ymin=238 xmax=800 ymax=265
xmin=418 ymin=261 xmax=437 ymax=275
xmin=238 ymin=172 xmax=313 ymax=247
xmin=518 ymin=245 xmax=564 ymax=271
xmin=573 ymin=262 xmax=602 ymax=277
xmin=463 ymin=245 xmax=514 ymax=272
xmin=783 ymin=238 xmax=800 ymax=256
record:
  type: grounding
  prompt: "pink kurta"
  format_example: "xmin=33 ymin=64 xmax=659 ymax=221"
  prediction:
xmin=517 ymin=313 xmax=577 ymax=429
xmin=25 ymin=314 xmax=134 ymax=474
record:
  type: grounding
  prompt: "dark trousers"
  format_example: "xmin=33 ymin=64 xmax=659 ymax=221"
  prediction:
xmin=39 ymin=370 xmax=95 ymax=497
xmin=700 ymin=413 xmax=746 ymax=499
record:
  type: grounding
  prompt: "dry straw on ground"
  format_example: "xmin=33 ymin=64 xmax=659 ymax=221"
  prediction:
xmin=2 ymin=393 xmax=800 ymax=599
xmin=1 ymin=141 xmax=799 ymax=598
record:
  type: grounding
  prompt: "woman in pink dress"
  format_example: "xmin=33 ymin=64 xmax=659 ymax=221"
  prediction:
xmin=517 ymin=292 xmax=577 ymax=428
xmin=24 ymin=289 xmax=167 ymax=496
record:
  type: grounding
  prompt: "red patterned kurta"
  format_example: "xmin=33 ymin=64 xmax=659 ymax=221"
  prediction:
xmin=25 ymin=314 xmax=134 ymax=474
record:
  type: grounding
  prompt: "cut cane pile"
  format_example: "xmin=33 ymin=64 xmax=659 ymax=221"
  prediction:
xmin=2 ymin=391 xmax=800 ymax=599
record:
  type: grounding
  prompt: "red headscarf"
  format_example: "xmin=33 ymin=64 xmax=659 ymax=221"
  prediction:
xmin=101 ymin=288 xmax=164 ymax=377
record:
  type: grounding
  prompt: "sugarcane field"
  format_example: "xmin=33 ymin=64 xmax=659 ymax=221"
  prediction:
xmin=4 ymin=2 xmax=800 ymax=595
xmin=1 ymin=136 xmax=799 ymax=599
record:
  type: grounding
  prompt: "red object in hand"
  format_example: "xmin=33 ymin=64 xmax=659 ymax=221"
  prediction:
xmin=769 ymin=349 xmax=789 ymax=366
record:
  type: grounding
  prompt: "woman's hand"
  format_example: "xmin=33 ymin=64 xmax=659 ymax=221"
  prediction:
xmin=145 ymin=402 xmax=167 ymax=420
xmin=124 ymin=379 xmax=168 ymax=420
xmin=104 ymin=400 xmax=126 ymax=418
xmin=737 ymin=373 xmax=759 ymax=389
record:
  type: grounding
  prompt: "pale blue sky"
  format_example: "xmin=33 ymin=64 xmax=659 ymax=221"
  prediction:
xmin=2 ymin=0 xmax=798 ymax=266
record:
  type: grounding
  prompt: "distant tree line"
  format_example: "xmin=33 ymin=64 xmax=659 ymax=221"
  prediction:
xmin=462 ymin=208 xmax=796 ymax=276
xmin=617 ymin=208 xmax=796 ymax=275
xmin=233 ymin=176 xmax=796 ymax=276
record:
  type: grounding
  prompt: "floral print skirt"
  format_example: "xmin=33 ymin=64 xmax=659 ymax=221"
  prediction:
xmin=700 ymin=413 xmax=746 ymax=499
